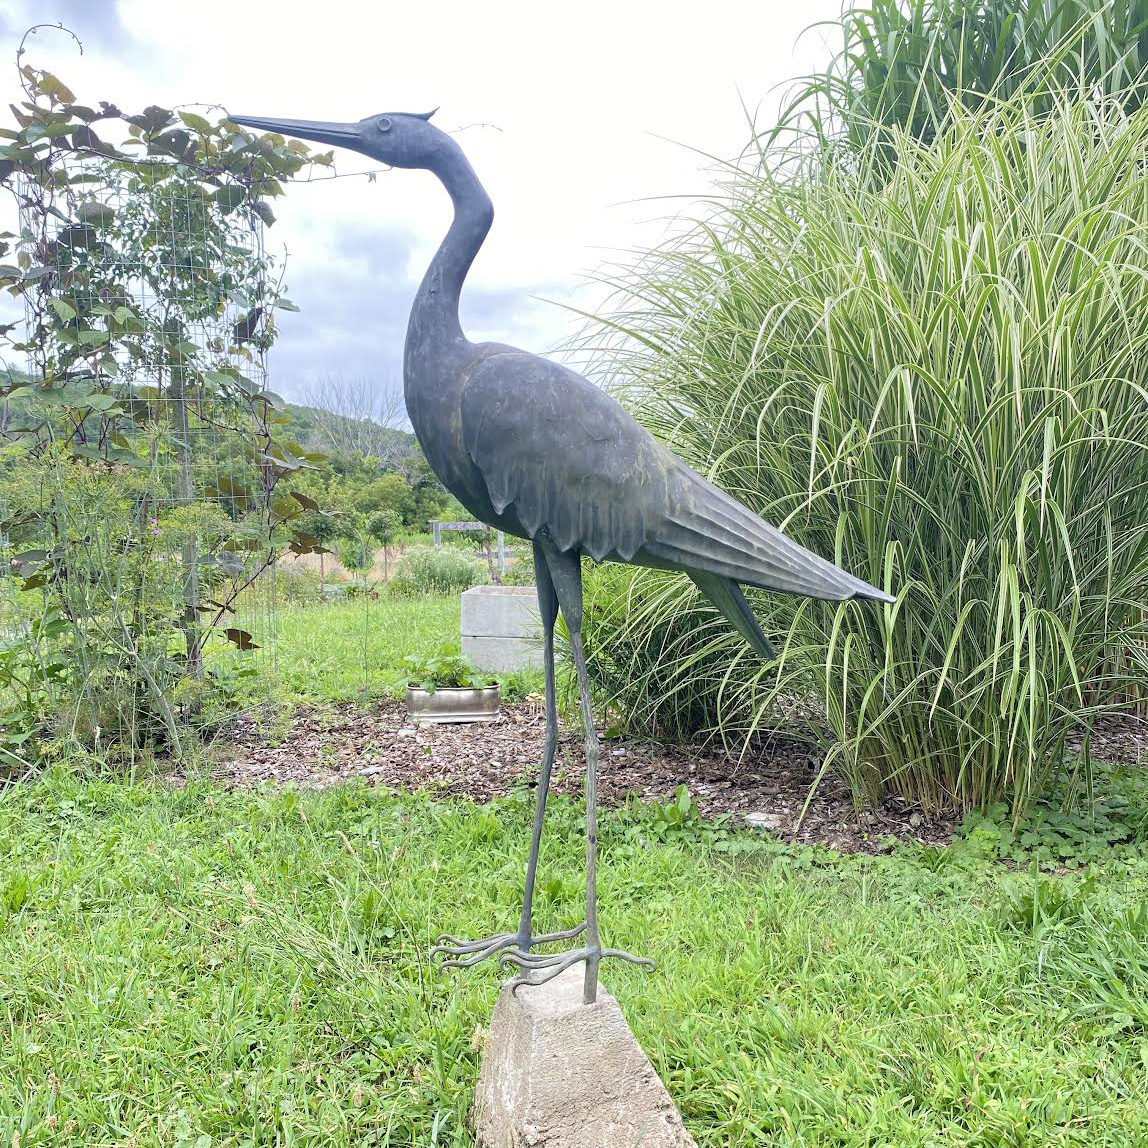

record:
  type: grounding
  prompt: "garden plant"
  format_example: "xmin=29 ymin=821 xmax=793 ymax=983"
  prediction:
xmin=580 ymin=4 xmax=1148 ymax=815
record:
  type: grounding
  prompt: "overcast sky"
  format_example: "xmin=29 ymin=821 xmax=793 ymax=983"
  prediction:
xmin=1 ymin=0 xmax=843 ymax=407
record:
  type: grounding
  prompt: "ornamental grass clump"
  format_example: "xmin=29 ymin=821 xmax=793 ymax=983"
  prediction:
xmin=581 ymin=93 xmax=1148 ymax=814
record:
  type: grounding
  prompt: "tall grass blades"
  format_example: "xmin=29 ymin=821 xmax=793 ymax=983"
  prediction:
xmin=781 ymin=0 xmax=1148 ymax=171
xmin=581 ymin=94 xmax=1148 ymax=814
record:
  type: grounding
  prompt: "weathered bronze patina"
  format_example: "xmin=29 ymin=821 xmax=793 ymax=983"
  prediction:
xmin=228 ymin=109 xmax=894 ymax=1005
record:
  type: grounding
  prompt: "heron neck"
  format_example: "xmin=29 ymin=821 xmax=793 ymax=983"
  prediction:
xmin=407 ymin=142 xmax=493 ymax=356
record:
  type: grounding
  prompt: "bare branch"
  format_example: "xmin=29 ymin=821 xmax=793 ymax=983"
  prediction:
xmin=298 ymin=374 xmax=410 ymax=463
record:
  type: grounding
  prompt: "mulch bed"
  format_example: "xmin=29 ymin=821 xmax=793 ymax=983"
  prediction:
xmin=205 ymin=702 xmax=1147 ymax=856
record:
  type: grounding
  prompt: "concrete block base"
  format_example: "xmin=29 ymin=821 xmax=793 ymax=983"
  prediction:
xmin=474 ymin=967 xmax=696 ymax=1148
xmin=461 ymin=585 xmax=543 ymax=672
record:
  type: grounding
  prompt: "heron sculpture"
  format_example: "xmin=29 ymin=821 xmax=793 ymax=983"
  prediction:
xmin=229 ymin=109 xmax=894 ymax=1005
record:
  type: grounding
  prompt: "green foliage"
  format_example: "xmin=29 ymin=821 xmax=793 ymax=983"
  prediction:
xmin=393 ymin=546 xmax=486 ymax=596
xmin=3 ymin=772 xmax=1148 ymax=1144
xmin=0 ymin=54 xmax=335 ymax=763
xmin=0 ymin=601 xmax=62 ymax=772
xmin=333 ymin=512 xmax=376 ymax=575
xmin=499 ymin=555 xmax=536 ymax=586
xmin=357 ymin=473 xmax=416 ymax=519
xmin=784 ymin=0 xmax=1148 ymax=174
xmin=496 ymin=666 xmax=544 ymax=702
xmin=366 ymin=507 xmax=402 ymax=545
xmin=582 ymin=91 xmax=1148 ymax=814
xmin=0 ymin=451 xmax=276 ymax=760
xmin=961 ymin=762 xmax=1148 ymax=868
xmin=284 ymin=458 xmax=449 ymax=549
xmin=382 ymin=576 xmax=421 ymax=600
xmin=402 ymin=646 xmax=494 ymax=692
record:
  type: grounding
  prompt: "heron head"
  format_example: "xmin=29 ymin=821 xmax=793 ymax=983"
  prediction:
xmin=227 ymin=109 xmax=445 ymax=169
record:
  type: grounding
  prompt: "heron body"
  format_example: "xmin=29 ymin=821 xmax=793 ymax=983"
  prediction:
xmin=229 ymin=109 xmax=893 ymax=1004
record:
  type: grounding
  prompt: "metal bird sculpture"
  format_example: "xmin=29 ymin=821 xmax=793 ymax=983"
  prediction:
xmin=228 ymin=109 xmax=894 ymax=1005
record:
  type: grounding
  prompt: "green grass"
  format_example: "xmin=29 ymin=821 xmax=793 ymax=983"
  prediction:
xmin=267 ymin=594 xmax=544 ymax=707
xmin=270 ymin=596 xmax=461 ymax=703
xmin=3 ymin=771 xmax=1148 ymax=1146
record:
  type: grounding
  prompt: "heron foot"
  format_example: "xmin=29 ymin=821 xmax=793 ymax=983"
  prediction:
xmin=431 ymin=922 xmax=587 ymax=969
xmin=500 ymin=944 xmax=656 ymax=993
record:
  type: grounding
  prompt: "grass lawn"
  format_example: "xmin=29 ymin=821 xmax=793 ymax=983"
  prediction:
xmin=267 ymin=594 xmax=543 ymax=708
xmin=270 ymin=596 xmax=462 ymax=703
xmin=3 ymin=770 xmax=1148 ymax=1146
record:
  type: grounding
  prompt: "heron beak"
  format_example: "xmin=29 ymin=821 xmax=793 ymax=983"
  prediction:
xmin=227 ymin=114 xmax=359 ymax=150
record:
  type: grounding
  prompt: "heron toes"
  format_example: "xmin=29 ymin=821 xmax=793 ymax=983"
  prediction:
xmin=431 ymin=922 xmax=588 ymax=970
xmin=501 ymin=943 xmax=656 ymax=993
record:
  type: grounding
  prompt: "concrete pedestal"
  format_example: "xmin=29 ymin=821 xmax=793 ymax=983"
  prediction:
xmin=474 ymin=968 xmax=696 ymax=1148
xmin=461 ymin=585 xmax=543 ymax=672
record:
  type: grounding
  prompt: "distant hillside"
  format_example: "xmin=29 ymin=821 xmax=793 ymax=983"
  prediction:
xmin=1 ymin=367 xmax=418 ymax=471
xmin=280 ymin=402 xmax=416 ymax=462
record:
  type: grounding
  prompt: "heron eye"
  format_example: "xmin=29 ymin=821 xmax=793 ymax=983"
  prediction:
xmin=377 ymin=117 xmax=393 ymax=133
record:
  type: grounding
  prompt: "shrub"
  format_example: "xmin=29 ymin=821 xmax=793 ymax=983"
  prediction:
xmin=393 ymin=546 xmax=485 ymax=596
xmin=580 ymin=93 xmax=1148 ymax=814
xmin=384 ymin=577 xmax=421 ymax=600
xmin=0 ymin=451 xmax=257 ymax=762
xmin=499 ymin=554 xmax=536 ymax=586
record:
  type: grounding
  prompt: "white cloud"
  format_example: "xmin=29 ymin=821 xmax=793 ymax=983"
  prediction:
xmin=0 ymin=0 xmax=842 ymax=396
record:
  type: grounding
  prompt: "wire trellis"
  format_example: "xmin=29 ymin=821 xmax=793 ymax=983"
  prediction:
xmin=0 ymin=79 xmax=323 ymax=756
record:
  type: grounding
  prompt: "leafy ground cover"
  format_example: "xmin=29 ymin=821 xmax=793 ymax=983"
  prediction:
xmin=3 ymin=770 xmax=1148 ymax=1147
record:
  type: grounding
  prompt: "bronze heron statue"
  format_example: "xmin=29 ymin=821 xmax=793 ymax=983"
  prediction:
xmin=228 ymin=109 xmax=894 ymax=1005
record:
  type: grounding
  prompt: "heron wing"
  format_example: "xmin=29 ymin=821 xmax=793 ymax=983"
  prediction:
xmin=643 ymin=463 xmax=890 ymax=600
xmin=460 ymin=351 xmax=891 ymax=603
xmin=461 ymin=352 xmax=672 ymax=562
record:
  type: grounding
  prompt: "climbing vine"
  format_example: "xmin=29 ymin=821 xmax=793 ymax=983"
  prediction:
xmin=0 ymin=32 xmax=335 ymax=764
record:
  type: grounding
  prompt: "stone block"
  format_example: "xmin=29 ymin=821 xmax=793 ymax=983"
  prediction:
xmin=461 ymin=585 xmax=543 ymax=672
xmin=474 ymin=967 xmax=696 ymax=1147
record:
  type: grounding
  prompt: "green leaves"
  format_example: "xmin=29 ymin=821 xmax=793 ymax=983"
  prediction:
xmin=583 ymin=90 xmax=1148 ymax=816
xmin=22 ymin=66 xmax=75 ymax=105
xmin=0 ymin=57 xmax=341 ymax=763
xmin=402 ymin=646 xmax=493 ymax=690
xmin=213 ymin=185 xmax=246 ymax=214
xmin=75 ymin=200 xmax=114 ymax=225
xmin=124 ymin=104 xmax=175 ymax=135
xmin=178 ymin=111 xmax=213 ymax=135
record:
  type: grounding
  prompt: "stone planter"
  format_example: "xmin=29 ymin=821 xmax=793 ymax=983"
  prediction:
xmin=405 ymin=684 xmax=500 ymax=725
xmin=461 ymin=585 xmax=543 ymax=672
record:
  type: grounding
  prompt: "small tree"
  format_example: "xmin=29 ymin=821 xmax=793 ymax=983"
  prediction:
xmin=367 ymin=508 xmax=402 ymax=581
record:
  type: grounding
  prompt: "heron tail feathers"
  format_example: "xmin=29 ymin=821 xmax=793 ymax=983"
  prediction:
xmin=688 ymin=571 xmax=777 ymax=661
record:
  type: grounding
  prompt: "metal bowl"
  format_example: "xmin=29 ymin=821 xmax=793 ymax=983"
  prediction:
xmin=405 ymin=685 xmax=500 ymax=725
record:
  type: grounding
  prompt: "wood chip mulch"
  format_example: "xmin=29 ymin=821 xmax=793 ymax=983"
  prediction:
xmin=201 ymin=703 xmax=1146 ymax=856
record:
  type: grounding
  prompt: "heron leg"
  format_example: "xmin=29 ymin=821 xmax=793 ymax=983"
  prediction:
xmin=431 ymin=541 xmax=587 ymax=969
xmin=526 ymin=539 xmax=655 ymax=1005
